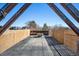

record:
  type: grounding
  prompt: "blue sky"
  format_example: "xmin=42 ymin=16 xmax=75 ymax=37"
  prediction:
xmin=0 ymin=3 xmax=79 ymax=28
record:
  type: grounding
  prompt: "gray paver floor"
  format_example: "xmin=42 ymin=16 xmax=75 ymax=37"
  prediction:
xmin=0 ymin=36 xmax=55 ymax=56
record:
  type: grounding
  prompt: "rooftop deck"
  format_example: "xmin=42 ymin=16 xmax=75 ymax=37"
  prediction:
xmin=0 ymin=35 xmax=76 ymax=56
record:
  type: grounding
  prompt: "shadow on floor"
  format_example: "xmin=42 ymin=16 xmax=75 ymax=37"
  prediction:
xmin=44 ymin=36 xmax=77 ymax=56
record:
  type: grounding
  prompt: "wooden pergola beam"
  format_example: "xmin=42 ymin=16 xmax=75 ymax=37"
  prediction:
xmin=61 ymin=3 xmax=79 ymax=23
xmin=0 ymin=3 xmax=31 ymax=36
xmin=0 ymin=3 xmax=79 ymax=36
xmin=0 ymin=3 xmax=18 ymax=21
xmin=48 ymin=3 xmax=79 ymax=36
